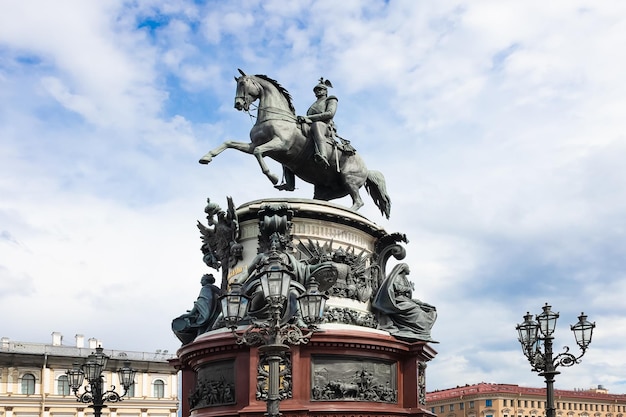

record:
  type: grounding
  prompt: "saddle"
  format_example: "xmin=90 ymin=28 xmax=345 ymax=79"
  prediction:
xmin=335 ymin=135 xmax=356 ymax=155
xmin=299 ymin=121 xmax=356 ymax=156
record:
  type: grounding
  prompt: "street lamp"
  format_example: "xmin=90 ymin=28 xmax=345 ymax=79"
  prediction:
xmin=220 ymin=244 xmax=328 ymax=417
xmin=66 ymin=346 xmax=137 ymax=417
xmin=516 ymin=303 xmax=595 ymax=417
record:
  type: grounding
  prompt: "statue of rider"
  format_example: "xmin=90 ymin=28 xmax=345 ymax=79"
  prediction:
xmin=275 ymin=78 xmax=338 ymax=191
xmin=299 ymin=77 xmax=338 ymax=167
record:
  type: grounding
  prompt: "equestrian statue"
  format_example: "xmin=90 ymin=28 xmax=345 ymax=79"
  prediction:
xmin=199 ymin=69 xmax=391 ymax=219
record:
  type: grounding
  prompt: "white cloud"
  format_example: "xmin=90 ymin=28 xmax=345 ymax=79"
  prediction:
xmin=1 ymin=0 xmax=626 ymax=394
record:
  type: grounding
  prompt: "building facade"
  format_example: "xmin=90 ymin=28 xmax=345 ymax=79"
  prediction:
xmin=427 ymin=383 xmax=626 ymax=417
xmin=0 ymin=333 xmax=179 ymax=417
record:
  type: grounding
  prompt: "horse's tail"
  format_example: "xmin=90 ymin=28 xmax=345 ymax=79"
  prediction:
xmin=365 ymin=170 xmax=391 ymax=219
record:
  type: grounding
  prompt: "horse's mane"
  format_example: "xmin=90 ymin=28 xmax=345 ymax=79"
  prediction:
xmin=255 ymin=74 xmax=296 ymax=114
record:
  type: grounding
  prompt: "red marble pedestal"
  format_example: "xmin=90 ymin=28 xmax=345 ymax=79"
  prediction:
xmin=172 ymin=326 xmax=437 ymax=417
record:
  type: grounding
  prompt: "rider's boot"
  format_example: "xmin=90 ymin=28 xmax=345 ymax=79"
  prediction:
xmin=314 ymin=152 xmax=330 ymax=168
xmin=313 ymin=134 xmax=331 ymax=168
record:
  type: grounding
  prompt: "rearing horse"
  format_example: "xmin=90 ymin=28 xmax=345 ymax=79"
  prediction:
xmin=199 ymin=70 xmax=391 ymax=218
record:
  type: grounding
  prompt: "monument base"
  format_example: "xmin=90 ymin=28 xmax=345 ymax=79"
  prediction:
xmin=171 ymin=198 xmax=438 ymax=417
xmin=173 ymin=327 xmax=436 ymax=417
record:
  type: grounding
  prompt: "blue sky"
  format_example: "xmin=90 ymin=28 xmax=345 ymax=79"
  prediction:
xmin=2 ymin=0 xmax=626 ymax=393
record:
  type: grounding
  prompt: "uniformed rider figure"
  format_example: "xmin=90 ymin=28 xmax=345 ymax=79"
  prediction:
xmin=298 ymin=77 xmax=338 ymax=168
xmin=275 ymin=77 xmax=338 ymax=191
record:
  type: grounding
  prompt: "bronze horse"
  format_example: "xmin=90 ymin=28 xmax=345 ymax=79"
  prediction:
xmin=199 ymin=70 xmax=391 ymax=218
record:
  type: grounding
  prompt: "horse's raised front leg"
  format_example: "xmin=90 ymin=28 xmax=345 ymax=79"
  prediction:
xmin=199 ymin=140 xmax=254 ymax=164
xmin=251 ymin=137 xmax=285 ymax=185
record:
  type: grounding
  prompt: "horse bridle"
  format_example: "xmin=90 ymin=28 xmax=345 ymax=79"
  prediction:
xmin=236 ymin=74 xmax=297 ymax=123
xmin=235 ymin=76 xmax=261 ymax=111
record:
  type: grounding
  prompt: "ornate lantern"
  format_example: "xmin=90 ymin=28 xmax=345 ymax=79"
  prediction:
xmin=516 ymin=312 xmax=539 ymax=353
xmin=571 ymin=312 xmax=595 ymax=351
xmin=536 ymin=303 xmax=559 ymax=337
xmin=66 ymin=363 xmax=85 ymax=391
xmin=117 ymin=361 xmax=137 ymax=391
xmin=298 ymin=278 xmax=328 ymax=325
xmin=258 ymin=250 xmax=293 ymax=304
xmin=220 ymin=282 xmax=250 ymax=327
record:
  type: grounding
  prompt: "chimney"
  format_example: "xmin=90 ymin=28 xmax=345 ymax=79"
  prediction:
xmin=75 ymin=334 xmax=84 ymax=348
xmin=88 ymin=337 xmax=98 ymax=349
xmin=52 ymin=332 xmax=63 ymax=346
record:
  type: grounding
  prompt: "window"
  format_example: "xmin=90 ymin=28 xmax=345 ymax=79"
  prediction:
xmin=153 ymin=379 xmax=165 ymax=398
xmin=469 ymin=401 xmax=474 ymax=409
xmin=450 ymin=404 xmax=455 ymax=411
xmin=440 ymin=406 xmax=445 ymax=413
xmin=431 ymin=407 xmax=436 ymax=413
xmin=22 ymin=373 xmax=36 ymax=394
xmin=460 ymin=403 xmax=465 ymax=410
xmin=57 ymin=375 xmax=70 ymax=395
xmin=486 ymin=400 xmax=493 ymax=407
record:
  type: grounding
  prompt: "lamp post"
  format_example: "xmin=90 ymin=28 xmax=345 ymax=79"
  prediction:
xmin=516 ymin=303 xmax=595 ymax=417
xmin=220 ymin=243 xmax=328 ymax=417
xmin=66 ymin=346 xmax=137 ymax=417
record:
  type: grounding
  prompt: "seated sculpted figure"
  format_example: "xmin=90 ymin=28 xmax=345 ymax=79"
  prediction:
xmin=372 ymin=263 xmax=438 ymax=343
xmin=172 ymin=274 xmax=222 ymax=344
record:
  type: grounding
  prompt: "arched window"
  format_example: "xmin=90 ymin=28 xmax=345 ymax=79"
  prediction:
xmin=22 ymin=373 xmax=36 ymax=394
xmin=57 ymin=375 xmax=70 ymax=395
xmin=153 ymin=379 xmax=165 ymax=398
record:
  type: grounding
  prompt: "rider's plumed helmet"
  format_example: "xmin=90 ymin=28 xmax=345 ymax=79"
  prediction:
xmin=314 ymin=77 xmax=333 ymax=92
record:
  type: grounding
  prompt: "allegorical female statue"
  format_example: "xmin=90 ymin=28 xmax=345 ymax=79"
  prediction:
xmin=372 ymin=263 xmax=438 ymax=343
xmin=172 ymin=274 xmax=222 ymax=345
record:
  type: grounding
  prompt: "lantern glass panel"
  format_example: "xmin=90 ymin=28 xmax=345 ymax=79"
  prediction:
xmin=516 ymin=313 xmax=538 ymax=350
xmin=83 ymin=360 xmax=102 ymax=381
xmin=118 ymin=362 xmax=136 ymax=389
xmin=298 ymin=291 xmax=327 ymax=324
xmin=572 ymin=313 xmax=595 ymax=349
xmin=297 ymin=294 xmax=313 ymax=322
xmin=260 ymin=269 xmax=291 ymax=301
xmin=66 ymin=364 xmax=85 ymax=389
xmin=93 ymin=347 xmax=109 ymax=369
xmin=537 ymin=304 xmax=559 ymax=337
xmin=221 ymin=293 xmax=249 ymax=322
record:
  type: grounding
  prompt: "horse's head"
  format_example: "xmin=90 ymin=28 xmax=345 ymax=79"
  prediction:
xmin=234 ymin=69 xmax=261 ymax=112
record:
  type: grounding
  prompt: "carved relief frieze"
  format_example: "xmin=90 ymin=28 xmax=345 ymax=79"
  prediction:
xmin=311 ymin=356 xmax=397 ymax=403
xmin=189 ymin=360 xmax=236 ymax=409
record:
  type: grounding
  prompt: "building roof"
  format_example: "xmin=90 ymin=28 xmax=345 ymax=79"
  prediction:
xmin=1 ymin=336 xmax=174 ymax=362
xmin=0 ymin=335 xmax=176 ymax=373
xmin=427 ymin=383 xmax=626 ymax=403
